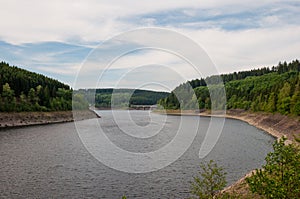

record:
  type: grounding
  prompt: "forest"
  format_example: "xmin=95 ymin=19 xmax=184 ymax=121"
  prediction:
xmin=0 ymin=62 xmax=169 ymax=112
xmin=2 ymin=60 xmax=300 ymax=114
xmin=0 ymin=62 xmax=88 ymax=111
xmin=77 ymin=88 xmax=169 ymax=108
xmin=159 ymin=60 xmax=300 ymax=116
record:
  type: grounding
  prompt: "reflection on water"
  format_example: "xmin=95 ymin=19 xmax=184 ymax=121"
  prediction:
xmin=0 ymin=110 xmax=274 ymax=198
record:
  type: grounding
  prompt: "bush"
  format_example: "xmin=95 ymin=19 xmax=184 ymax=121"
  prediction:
xmin=246 ymin=137 xmax=300 ymax=198
xmin=190 ymin=160 xmax=227 ymax=199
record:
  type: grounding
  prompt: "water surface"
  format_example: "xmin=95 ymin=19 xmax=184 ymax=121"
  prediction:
xmin=0 ymin=110 xmax=274 ymax=198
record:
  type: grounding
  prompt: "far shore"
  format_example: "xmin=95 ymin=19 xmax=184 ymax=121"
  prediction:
xmin=0 ymin=110 xmax=100 ymax=129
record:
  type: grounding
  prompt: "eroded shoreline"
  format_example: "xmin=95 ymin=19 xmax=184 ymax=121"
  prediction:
xmin=156 ymin=109 xmax=300 ymax=197
xmin=0 ymin=110 xmax=100 ymax=129
xmin=156 ymin=109 xmax=299 ymax=143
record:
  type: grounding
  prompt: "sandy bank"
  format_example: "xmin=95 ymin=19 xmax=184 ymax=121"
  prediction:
xmin=0 ymin=110 xmax=100 ymax=129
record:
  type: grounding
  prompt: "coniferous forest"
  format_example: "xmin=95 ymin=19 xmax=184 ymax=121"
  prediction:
xmin=0 ymin=62 xmax=88 ymax=111
xmin=77 ymin=88 xmax=169 ymax=109
xmin=159 ymin=60 xmax=300 ymax=116
xmin=0 ymin=62 xmax=168 ymax=112
xmin=2 ymin=60 xmax=300 ymax=115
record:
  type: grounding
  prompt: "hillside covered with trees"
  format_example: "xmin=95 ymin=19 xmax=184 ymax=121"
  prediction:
xmin=0 ymin=62 xmax=88 ymax=111
xmin=159 ymin=60 xmax=300 ymax=116
xmin=77 ymin=88 xmax=169 ymax=109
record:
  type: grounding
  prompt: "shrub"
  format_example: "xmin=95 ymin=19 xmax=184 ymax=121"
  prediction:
xmin=246 ymin=137 xmax=300 ymax=198
xmin=190 ymin=160 xmax=227 ymax=199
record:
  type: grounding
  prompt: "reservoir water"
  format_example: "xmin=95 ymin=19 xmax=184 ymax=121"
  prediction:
xmin=0 ymin=110 xmax=275 ymax=198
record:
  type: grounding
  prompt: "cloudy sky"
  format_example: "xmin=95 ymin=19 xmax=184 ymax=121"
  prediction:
xmin=0 ymin=0 xmax=299 ymax=90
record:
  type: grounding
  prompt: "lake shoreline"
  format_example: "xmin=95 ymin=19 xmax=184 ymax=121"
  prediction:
xmin=0 ymin=110 xmax=100 ymax=129
xmin=1 ymin=109 xmax=298 ymax=197
xmin=156 ymin=109 xmax=299 ymax=143
xmin=156 ymin=109 xmax=300 ymax=197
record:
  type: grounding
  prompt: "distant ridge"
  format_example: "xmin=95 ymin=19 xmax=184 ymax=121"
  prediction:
xmin=77 ymin=88 xmax=170 ymax=108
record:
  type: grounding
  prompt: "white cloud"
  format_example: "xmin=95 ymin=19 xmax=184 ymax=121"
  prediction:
xmin=0 ymin=0 xmax=289 ymax=44
xmin=35 ymin=63 xmax=80 ymax=75
xmin=178 ymin=26 xmax=300 ymax=73
xmin=73 ymin=48 xmax=203 ymax=89
xmin=0 ymin=0 xmax=299 ymax=89
xmin=260 ymin=16 xmax=280 ymax=27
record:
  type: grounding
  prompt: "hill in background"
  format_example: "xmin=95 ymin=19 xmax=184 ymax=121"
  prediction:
xmin=159 ymin=60 xmax=300 ymax=116
xmin=0 ymin=62 xmax=88 ymax=112
xmin=2 ymin=60 xmax=300 ymax=115
xmin=76 ymin=88 xmax=169 ymax=109
xmin=0 ymin=62 xmax=169 ymax=111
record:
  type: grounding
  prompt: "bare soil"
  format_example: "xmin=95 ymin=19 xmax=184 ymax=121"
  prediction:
xmin=0 ymin=110 xmax=99 ymax=129
xmin=224 ymin=109 xmax=300 ymax=143
xmin=158 ymin=109 xmax=300 ymax=143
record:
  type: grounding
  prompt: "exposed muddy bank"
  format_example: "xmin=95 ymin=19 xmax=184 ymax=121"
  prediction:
xmin=155 ymin=109 xmax=299 ymax=143
xmin=216 ymin=109 xmax=299 ymax=143
xmin=156 ymin=109 xmax=300 ymax=197
xmin=0 ymin=110 xmax=99 ymax=129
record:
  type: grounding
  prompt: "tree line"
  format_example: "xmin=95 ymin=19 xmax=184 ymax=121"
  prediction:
xmin=77 ymin=88 xmax=169 ymax=108
xmin=159 ymin=60 xmax=300 ymax=116
xmin=0 ymin=62 xmax=88 ymax=112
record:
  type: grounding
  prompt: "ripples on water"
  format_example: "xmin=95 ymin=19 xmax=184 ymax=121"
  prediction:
xmin=0 ymin=110 xmax=274 ymax=198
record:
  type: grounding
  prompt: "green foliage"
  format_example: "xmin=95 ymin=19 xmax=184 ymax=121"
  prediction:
xmin=265 ymin=93 xmax=277 ymax=113
xmin=0 ymin=62 xmax=88 ymax=112
xmin=0 ymin=61 xmax=69 ymax=96
xmin=72 ymin=93 xmax=89 ymax=110
xmin=159 ymin=60 xmax=300 ymax=116
xmin=190 ymin=160 xmax=227 ymax=199
xmin=77 ymin=88 xmax=169 ymax=109
xmin=290 ymin=82 xmax=300 ymax=115
xmin=277 ymin=82 xmax=291 ymax=114
xmin=1 ymin=83 xmax=16 ymax=111
xmin=294 ymin=135 xmax=300 ymax=143
xmin=246 ymin=138 xmax=300 ymax=198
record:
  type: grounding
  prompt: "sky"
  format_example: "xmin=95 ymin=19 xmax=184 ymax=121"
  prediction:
xmin=0 ymin=0 xmax=300 ymax=91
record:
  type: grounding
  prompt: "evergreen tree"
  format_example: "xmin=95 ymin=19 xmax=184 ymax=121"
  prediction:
xmin=2 ymin=83 xmax=16 ymax=111
xmin=277 ymin=82 xmax=291 ymax=114
xmin=265 ymin=93 xmax=277 ymax=113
